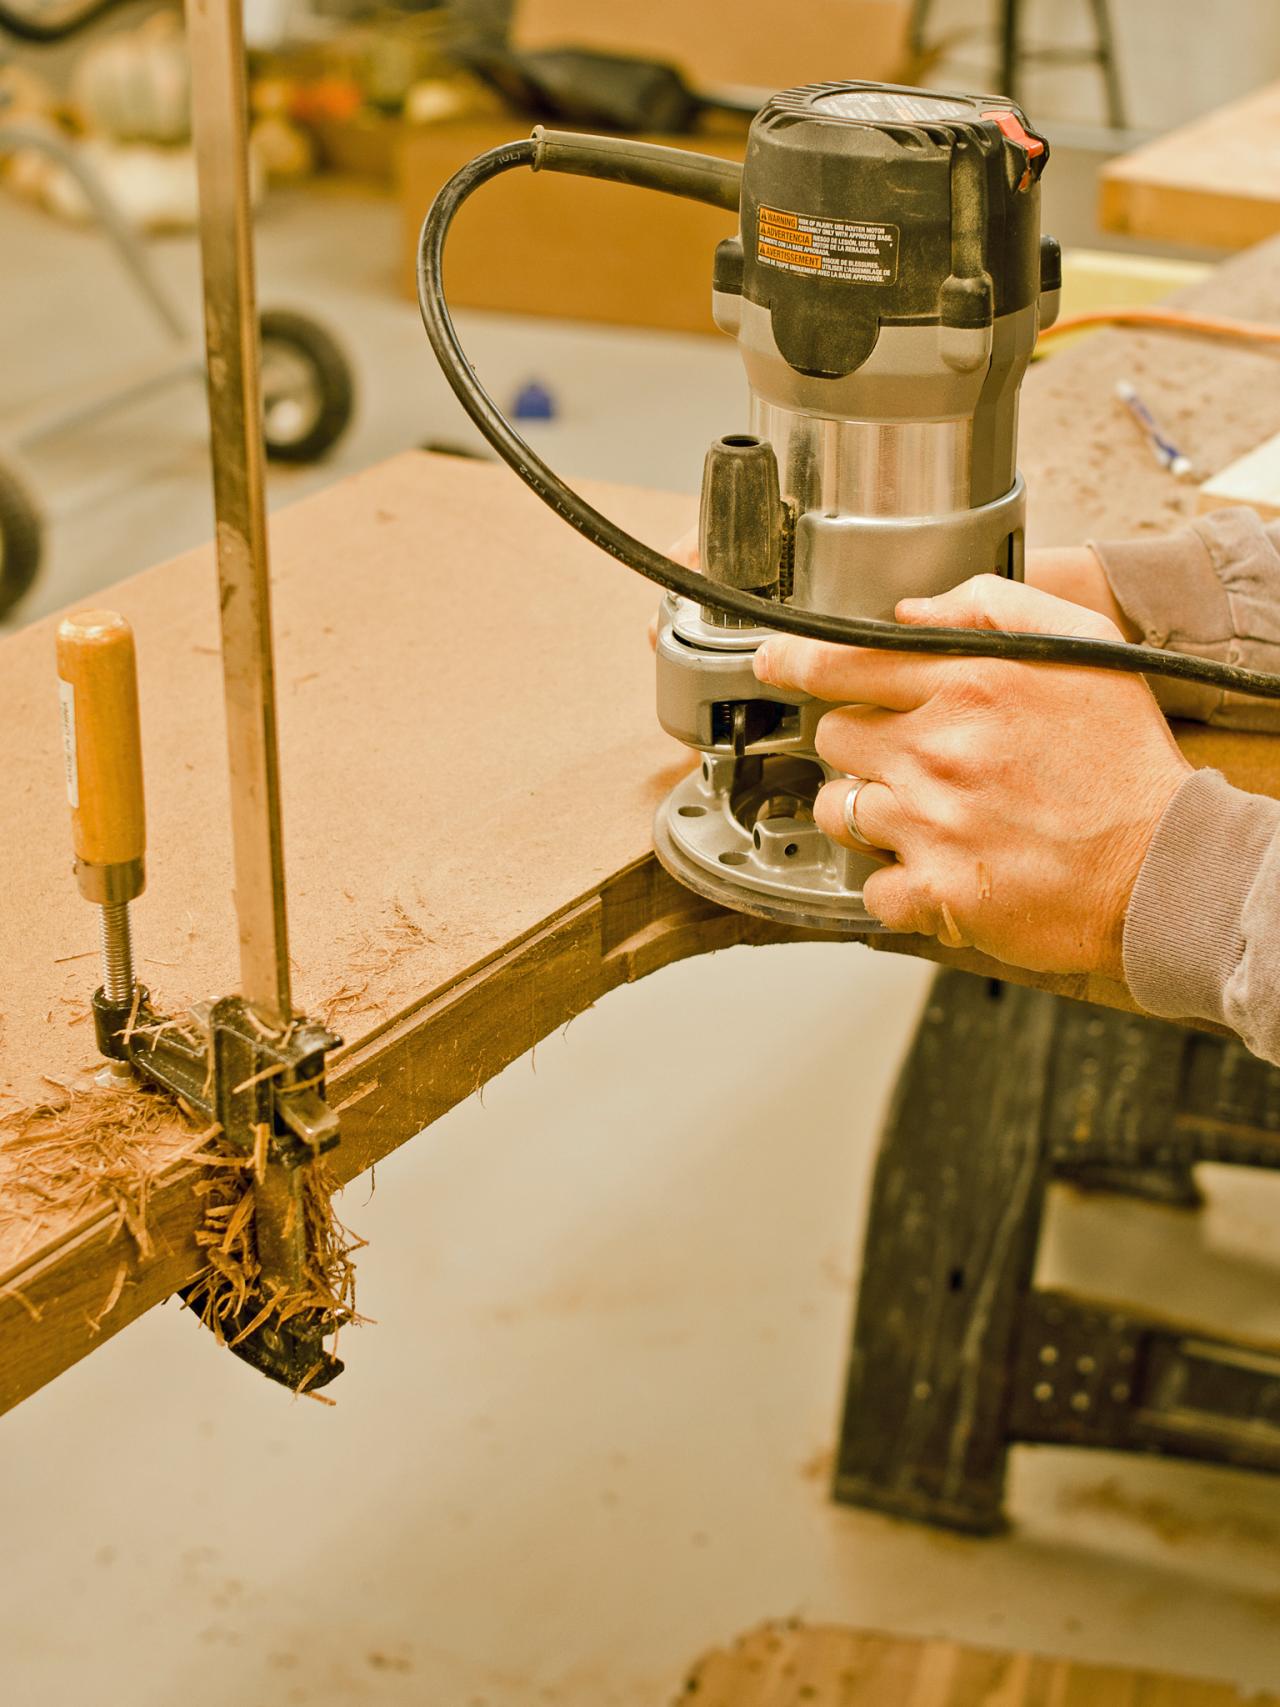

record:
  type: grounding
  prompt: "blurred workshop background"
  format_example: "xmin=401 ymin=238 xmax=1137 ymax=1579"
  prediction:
xmin=3 ymin=0 xmax=1278 ymax=626
xmin=4 ymin=5 xmax=1280 ymax=1707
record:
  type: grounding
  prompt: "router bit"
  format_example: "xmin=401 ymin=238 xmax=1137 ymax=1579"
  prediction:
xmin=56 ymin=609 xmax=145 ymax=1084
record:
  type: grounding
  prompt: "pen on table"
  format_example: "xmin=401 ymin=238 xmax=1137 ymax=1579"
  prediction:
xmin=1115 ymin=379 xmax=1194 ymax=479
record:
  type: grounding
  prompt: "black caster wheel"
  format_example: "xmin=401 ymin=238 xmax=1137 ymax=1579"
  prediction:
xmin=0 ymin=458 xmax=45 ymax=621
xmin=259 ymin=308 xmax=355 ymax=464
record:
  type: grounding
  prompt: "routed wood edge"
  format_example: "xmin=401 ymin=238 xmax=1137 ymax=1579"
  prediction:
xmin=0 ymin=859 xmax=809 ymax=1417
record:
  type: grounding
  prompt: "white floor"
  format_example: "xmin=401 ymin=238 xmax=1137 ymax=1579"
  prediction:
xmin=3 ymin=185 xmax=1280 ymax=1705
xmin=4 ymin=944 xmax=1280 ymax=1705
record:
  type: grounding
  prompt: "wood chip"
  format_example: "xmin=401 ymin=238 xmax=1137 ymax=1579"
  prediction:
xmin=937 ymin=901 xmax=967 ymax=949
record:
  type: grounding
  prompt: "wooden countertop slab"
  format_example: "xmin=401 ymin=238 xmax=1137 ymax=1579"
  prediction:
xmin=6 ymin=237 xmax=1280 ymax=1415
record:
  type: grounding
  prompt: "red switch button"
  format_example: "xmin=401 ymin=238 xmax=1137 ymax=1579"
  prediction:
xmin=982 ymin=110 xmax=1046 ymax=188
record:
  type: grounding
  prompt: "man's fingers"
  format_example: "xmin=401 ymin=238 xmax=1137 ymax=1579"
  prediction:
xmin=754 ymin=637 xmax=937 ymax=710
xmin=861 ymin=863 xmax=959 ymax=939
xmin=897 ymin=572 xmax=1124 ymax=642
xmin=814 ymin=777 xmax=900 ymax=858
xmin=756 ymin=576 xmax=1125 ymax=704
xmin=862 ymin=863 xmax=976 ymax=950
xmin=861 ymin=864 xmax=924 ymax=933
xmin=813 ymin=705 xmax=902 ymax=783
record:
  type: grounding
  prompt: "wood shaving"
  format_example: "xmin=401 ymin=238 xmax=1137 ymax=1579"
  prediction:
xmin=181 ymin=1149 xmax=366 ymax=1385
xmin=1 ymin=1079 xmax=364 ymax=1389
xmin=0 ymin=1284 xmax=43 ymax=1322
xmin=86 ymin=1260 xmax=129 ymax=1334
xmin=252 ymin=1121 xmax=269 ymax=1185
xmin=231 ymin=1061 xmax=287 ymax=1095
xmin=937 ymin=900 xmax=968 ymax=949
xmin=0 ymin=1079 xmax=213 ymax=1263
xmin=320 ymin=901 xmax=433 ymax=1030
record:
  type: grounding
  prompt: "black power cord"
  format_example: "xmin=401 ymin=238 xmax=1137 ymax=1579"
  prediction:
xmin=417 ymin=135 xmax=1280 ymax=706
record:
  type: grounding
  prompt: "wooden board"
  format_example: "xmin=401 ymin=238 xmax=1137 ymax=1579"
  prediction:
xmin=1100 ymin=81 xmax=1280 ymax=251
xmin=7 ymin=237 xmax=1280 ymax=1418
xmin=682 ymin=1623 xmax=1279 ymax=1706
xmin=1198 ymin=428 xmax=1280 ymax=520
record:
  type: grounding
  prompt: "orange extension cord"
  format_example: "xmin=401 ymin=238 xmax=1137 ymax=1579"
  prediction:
xmin=1038 ymin=306 xmax=1280 ymax=346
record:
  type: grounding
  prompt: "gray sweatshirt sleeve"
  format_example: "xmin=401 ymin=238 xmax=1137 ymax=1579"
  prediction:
xmin=1090 ymin=506 xmax=1280 ymax=730
xmin=1088 ymin=509 xmax=1280 ymax=1060
xmin=1123 ymin=769 xmax=1280 ymax=1063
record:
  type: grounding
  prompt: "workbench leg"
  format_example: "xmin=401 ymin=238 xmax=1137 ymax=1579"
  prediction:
xmin=832 ymin=971 xmax=1057 ymax=1534
xmin=1041 ymin=998 xmax=1202 ymax=1209
xmin=1085 ymin=0 xmax=1128 ymax=131
xmin=907 ymin=0 xmax=934 ymax=58
xmin=999 ymin=0 xmax=1020 ymax=109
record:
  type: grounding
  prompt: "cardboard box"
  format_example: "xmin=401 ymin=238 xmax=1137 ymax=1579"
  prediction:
xmin=511 ymin=0 xmax=912 ymax=93
xmin=399 ymin=118 xmax=745 ymax=333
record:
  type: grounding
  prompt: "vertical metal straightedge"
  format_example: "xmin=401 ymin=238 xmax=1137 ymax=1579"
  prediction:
xmin=184 ymin=0 xmax=312 ymax=1318
xmin=184 ymin=0 xmax=292 ymax=1032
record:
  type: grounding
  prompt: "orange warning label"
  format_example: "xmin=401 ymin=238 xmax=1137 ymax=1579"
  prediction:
xmin=760 ymin=241 xmax=821 ymax=271
xmin=762 ymin=224 xmax=814 ymax=247
xmin=756 ymin=204 xmax=898 ymax=284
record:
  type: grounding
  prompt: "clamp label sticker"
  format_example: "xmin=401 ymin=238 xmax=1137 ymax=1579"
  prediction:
xmin=756 ymin=205 xmax=898 ymax=284
xmin=58 ymin=677 xmax=79 ymax=809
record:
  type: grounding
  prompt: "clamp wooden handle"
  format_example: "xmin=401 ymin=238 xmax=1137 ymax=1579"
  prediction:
xmin=55 ymin=610 xmax=146 ymax=884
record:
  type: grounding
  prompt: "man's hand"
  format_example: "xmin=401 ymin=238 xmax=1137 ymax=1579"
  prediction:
xmin=649 ymin=524 xmax=701 ymax=651
xmin=1027 ymin=544 xmax=1139 ymax=639
xmin=752 ymin=574 xmax=1192 ymax=979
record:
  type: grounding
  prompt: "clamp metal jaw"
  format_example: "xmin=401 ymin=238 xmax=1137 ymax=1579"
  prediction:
xmin=91 ymin=985 xmax=344 ymax=1390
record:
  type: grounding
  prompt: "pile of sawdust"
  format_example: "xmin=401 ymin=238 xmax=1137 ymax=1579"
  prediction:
xmin=183 ymin=1149 xmax=365 ymax=1396
xmin=0 ymin=1078 xmax=212 ymax=1264
xmin=1 ymin=1077 xmax=363 ymax=1392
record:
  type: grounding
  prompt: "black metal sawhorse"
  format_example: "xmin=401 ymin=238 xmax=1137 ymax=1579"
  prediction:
xmin=833 ymin=970 xmax=1280 ymax=1534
